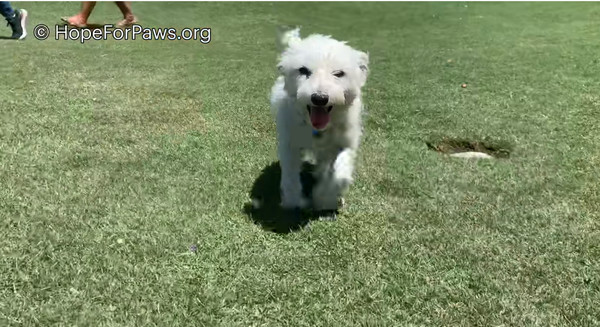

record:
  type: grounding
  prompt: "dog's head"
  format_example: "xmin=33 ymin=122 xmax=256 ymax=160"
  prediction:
xmin=278 ymin=35 xmax=369 ymax=131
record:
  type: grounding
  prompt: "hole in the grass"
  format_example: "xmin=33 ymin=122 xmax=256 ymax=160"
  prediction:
xmin=426 ymin=137 xmax=511 ymax=159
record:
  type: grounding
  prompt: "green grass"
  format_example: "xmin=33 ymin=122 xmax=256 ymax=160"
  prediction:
xmin=1 ymin=2 xmax=599 ymax=326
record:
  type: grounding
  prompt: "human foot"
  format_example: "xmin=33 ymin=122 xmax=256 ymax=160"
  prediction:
xmin=116 ymin=15 xmax=137 ymax=28
xmin=60 ymin=15 xmax=87 ymax=28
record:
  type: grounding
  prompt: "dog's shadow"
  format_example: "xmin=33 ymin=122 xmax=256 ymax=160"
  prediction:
xmin=244 ymin=161 xmax=322 ymax=233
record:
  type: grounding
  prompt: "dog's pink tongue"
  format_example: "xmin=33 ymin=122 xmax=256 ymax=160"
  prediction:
xmin=310 ymin=107 xmax=330 ymax=130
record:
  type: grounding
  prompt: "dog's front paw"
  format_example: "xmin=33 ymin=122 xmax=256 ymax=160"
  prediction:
xmin=338 ymin=197 xmax=345 ymax=209
xmin=281 ymin=207 xmax=311 ymax=232
xmin=281 ymin=196 xmax=308 ymax=210
xmin=317 ymin=209 xmax=338 ymax=221
xmin=283 ymin=207 xmax=302 ymax=221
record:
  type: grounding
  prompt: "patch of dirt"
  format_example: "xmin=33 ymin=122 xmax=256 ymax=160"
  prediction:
xmin=426 ymin=137 xmax=511 ymax=158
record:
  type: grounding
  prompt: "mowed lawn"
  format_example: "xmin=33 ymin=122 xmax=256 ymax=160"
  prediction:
xmin=1 ymin=1 xmax=599 ymax=326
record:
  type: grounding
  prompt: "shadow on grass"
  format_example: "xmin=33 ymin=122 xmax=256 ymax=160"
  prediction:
xmin=244 ymin=161 xmax=322 ymax=234
xmin=426 ymin=136 xmax=512 ymax=158
xmin=79 ymin=24 xmax=106 ymax=30
xmin=59 ymin=23 xmax=110 ymax=30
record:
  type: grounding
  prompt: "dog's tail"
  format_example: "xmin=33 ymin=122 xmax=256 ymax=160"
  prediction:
xmin=276 ymin=26 xmax=301 ymax=52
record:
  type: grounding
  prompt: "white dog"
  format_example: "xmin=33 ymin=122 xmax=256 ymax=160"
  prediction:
xmin=270 ymin=28 xmax=369 ymax=218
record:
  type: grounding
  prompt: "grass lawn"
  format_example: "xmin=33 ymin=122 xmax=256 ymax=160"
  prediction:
xmin=1 ymin=1 xmax=599 ymax=326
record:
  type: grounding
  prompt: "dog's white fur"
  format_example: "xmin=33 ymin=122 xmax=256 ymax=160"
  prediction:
xmin=270 ymin=28 xmax=369 ymax=211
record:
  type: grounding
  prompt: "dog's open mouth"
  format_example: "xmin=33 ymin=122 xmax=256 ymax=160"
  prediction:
xmin=306 ymin=105 xmax=333 ymax=130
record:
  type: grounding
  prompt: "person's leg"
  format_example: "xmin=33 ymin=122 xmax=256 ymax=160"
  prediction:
xmin=63 ymin=1 xmax=96 ymax=27
xmin=2 ymin=2 xmax=27 ymax=40
xmin=114 ymin=2 xmax=137 ymax=27
xmin=0 ymin=1 xmax=15 ymax=20
xmin=79 ymin=1 xmax=96 ymax=21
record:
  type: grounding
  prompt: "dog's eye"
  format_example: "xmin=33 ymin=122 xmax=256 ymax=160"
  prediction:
xmin=333 ymin=71 xmax=345 ymax=78
xmin=298 ymin=67 xmax=311 ymax=76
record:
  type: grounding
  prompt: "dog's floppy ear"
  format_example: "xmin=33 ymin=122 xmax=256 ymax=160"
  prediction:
xmin=358 ymin=51 xmax=369 ymax=72
xmin=358 ymin=51 xmax=369 ymax=87
xmin=357 ymin=50 xmax=369 ymax=86
xmin=277 ymin=63 xmax=288 ymax=76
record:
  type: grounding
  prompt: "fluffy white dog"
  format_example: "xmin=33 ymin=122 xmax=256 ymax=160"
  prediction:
xmin=270 ymin=28 xmax=369 ymax=218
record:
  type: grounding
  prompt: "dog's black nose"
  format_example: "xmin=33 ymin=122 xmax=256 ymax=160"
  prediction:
xmin=311 ymin=93 xmax=329 ymax=106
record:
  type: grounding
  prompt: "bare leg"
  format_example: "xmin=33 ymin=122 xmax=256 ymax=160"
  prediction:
xmin=115 ymin=1 xmax=137 ymax=26
xmin=79 ymin=1 xmax=97 ymax=20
